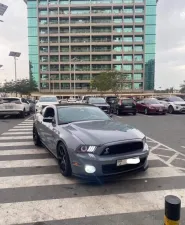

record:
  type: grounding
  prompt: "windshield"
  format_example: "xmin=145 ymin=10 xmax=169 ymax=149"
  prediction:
xmin=168 ymin=97 xmax=184 ymax=102
xmin=39 ymin=97 xmax=58 ymax=102
xmin=89 ymin=98 xmax=106 ymax=104
xmin=145 ymin=99 xmax=160 ymax=104
xmin=57 ymin=106 xmax=110 ymax=124
xmin=122 ymin=99 xmax=134 ymax=104
xmin=0 ymin=98 xmax=20 ymax=103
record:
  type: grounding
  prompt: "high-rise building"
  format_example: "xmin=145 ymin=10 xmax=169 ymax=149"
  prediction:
xmin=25 ymin=0 xmax=157 ymax=95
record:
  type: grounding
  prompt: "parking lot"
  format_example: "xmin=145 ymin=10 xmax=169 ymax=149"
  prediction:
xmin=0 ymin=113 xmax=185 ymax=224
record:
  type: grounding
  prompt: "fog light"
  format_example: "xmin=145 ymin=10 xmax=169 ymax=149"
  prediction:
xmin=85 ymin=165 xmax=96 ymax=174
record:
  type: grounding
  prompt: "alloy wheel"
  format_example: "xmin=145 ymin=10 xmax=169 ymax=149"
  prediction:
xmin=58 ymin=146 xmax=67 ymax=173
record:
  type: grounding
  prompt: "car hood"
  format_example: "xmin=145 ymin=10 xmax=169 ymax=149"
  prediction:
xmin=172 ymin=101 xmax=185 ymax=105
xmin=62 ymin=120 xmax=144 ymax=145
xmin=36 ymin=102 xmax=58 ymax=106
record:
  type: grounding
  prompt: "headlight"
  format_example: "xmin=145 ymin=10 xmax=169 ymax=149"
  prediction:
xmin=77 ymin=145 xmax=97 ymax=153
xmin=142 ymin=136 xmax=146 ymax=146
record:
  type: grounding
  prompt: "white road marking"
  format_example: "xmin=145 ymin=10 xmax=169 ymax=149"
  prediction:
xmin=0 ymin=148 xmax=47 ymax=155
xmin=1 ymin=189 xmax=185 ymax=224
xmin=0 ymin=158 xmax=57 ymax=168
xmin=0 ymin=167 xmax=183 ymax=189
xmin=8 ymin=128 xmax=32 ymax=131
xmin=0 ymin=142 xmax=34 ymax=147
xmin=13 ymin=126 xmax=33 ymax=129
xmin=0 ymin=136 xmax=32 ymax=140
xmin=181 ymin=146 xmax=185 ymax=149
xmin=16 ymin=124 xmax=33 ymax=126
xmin=2 ymin=132 xmax=32 ymax=135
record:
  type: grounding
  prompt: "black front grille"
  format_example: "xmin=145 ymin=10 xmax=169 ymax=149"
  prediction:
xmin=102 ymin=157 xmax=146 ymax=174
xmin=101 ymin=141 xmax=143 ymax=156
xmin=181 ymin=104 xmax=185 ymax=107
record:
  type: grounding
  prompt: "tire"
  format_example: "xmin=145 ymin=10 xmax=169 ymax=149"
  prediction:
xmin=27 ymin=110 xmax=30 ymax=116
xmin=144 ymin=108 xmax=149 ymax=115
xmin=33 ymin=126 xmax=42 ymax=146
xmin=133 ymin=111 xmax=137 ymax=115
xmin=168 ymin=105 xmax=174 ymax=114
xmin=20 ymin=109 xmax=25 ymax=118
xmin=57 ymin=142 xmax=72 ymax=177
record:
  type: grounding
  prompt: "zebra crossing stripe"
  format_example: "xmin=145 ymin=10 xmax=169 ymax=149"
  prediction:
xmin=0 ymin=136 xmax=32 ymax=140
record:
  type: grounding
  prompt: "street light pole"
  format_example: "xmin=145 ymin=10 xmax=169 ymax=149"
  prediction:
xmin=73 ymin=63 xmax=76 ymax=99
xmin=9 ymin=51 xmax=21 ymax=97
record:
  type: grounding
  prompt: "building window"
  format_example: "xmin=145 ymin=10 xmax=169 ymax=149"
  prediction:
xmin=134 ymin=54 xmax=143 ymax=61
xmin=114 ymin=64 xmax=122 ymax=71
xmin=124 ymin=36 xmax=133 ymax=42
xmin=124 ymin=17 xmax=133 ymax=23
xmin=134 ymin=64 xmax=143 ymax=70
xmin=123 ymin=45 xmax=133 ymax=52
xmin=125 ymin=74 xmax=132 ymax=80
xmin=113 ymin=55 xmax=122 ymax=61
xmin=113 ymin=36 xmax=123 ymax=42
xmin=114 ymin=27 xmax=123 ymax=32
xmin=135 ymin=26 xmax=143 ymax=32
xmin=40 ymin=74 xmax=49 ymax=80
xmin=124 ymin=7 xmax=133 ymax=13
xmin=113 ymin=46 xmax=122 ymax=51
xmin=61 ymin=83 xmax=70 ymax=89
xmin=123 ymin=64 xmax=132 ymax=71
xmin=123 ymin=55 xmax=133 ymax=61
xmin=40 ymin=83 xmax=49 ymax=89
xmin=135 ymin=7 xmax=144 ymax=13
xmin=135 ymin=16 xmax=144 ymax=23
xmin=124 ymin=26 xmax=133 ymax=32
xmin=134 ymin=36 xmax=143 ymax=42
xmin=135 ymin=0 xmax=144 ymax=3
xmin=134 ymin=45 xmax=143 ymax=52
xmin=134 ymin=73 xmax=142 ymax=80
xmin=134 ymin=82 xmax=143 ymax=89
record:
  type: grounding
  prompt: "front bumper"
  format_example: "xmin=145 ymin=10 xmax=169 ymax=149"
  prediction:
xmin=173 ymin=105 xmax=185 ymax=113
xmin=148 ymin=108 xmax=167 ymax=114
xmin=70 ymin=144 xmax=149 ymax=177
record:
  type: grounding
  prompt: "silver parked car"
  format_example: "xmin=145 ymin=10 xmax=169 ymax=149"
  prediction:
xmin=33 ymin=104 xmax=149 ymax=178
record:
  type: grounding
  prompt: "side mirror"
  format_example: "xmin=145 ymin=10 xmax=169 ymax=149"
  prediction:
xmin=43 ymin=117 xmax=53 ymax=123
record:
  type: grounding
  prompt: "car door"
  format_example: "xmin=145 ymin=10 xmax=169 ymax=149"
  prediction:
xmin=139 ymin=100 xmax=146 ymax=112
xmin=41 ymin=106 xmax=58 ymax=153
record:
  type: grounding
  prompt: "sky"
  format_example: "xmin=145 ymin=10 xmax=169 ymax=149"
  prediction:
xmin=0 ymin=0 xmax=185 ymax=89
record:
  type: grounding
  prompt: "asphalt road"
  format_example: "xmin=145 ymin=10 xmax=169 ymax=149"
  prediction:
xmin=114 ymin=113 xmax=185 ymax=155
xmin=0 ymin=115 xmax=184 ymax=225
xmin=0 ymin=115 xmax=33 ymax=135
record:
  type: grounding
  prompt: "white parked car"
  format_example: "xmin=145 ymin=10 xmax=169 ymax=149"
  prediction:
xmin=160 ymin=96 xmax=185 ymax=114
xmin=0 ymin=97 xmax=30 ymax=118
xmin=35 ymin=96 xmax=59 ymax=112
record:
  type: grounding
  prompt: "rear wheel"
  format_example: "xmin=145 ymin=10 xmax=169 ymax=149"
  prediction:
xmin=57 ymin=143 xmax=72 ymax=177
xmin=33 ymin=127 xmax=42 ymax=146
xmin=133 ymin=111 xmax=137 ymax=115
xmin=20 ymin=109 xmax=25 ymax=118
xmin=168 ymin=105 xmax=174 ymax=114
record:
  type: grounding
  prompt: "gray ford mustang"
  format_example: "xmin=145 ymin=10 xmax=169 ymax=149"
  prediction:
xmin=33 ymin=104 xmax=149 ymax=178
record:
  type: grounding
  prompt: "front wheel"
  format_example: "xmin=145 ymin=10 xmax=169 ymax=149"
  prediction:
xmin=33 ymin=127 xmax=42 ymax=146
xmin=168 ymin=105 xmax=174 ymax=114
xmin=57 ymin=143 xmax=72 ymax=177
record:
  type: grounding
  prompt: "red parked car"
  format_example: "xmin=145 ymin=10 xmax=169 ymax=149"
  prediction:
xmin=136 ymin=98 xmax=167 ymax=115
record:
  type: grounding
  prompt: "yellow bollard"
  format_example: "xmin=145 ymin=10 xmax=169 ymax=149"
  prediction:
xmin=164 ymin=195 xmax=181 ymax=225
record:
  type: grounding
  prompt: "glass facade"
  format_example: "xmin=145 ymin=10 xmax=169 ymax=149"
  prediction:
xmin=25 ymin=0 xmax=157 ymax=93
xmin=144 ymin=0 xmax=156 ymax=90
xmin=27 ymin=0 xmax=39 ymax=85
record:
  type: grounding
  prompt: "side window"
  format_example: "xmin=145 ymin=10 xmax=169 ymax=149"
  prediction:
xmin=43 ymin=107 xmax=55 ymax=118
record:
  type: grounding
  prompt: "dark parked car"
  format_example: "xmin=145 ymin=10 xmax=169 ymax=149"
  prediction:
xmin=136 ymin=98 xmax=167 ymax=115
xmin=87 ymin=97 xmax=110 ymax=114
xmin=111 ymin=98 xmax=137 ymax=115
xmin=33 ymin=104 xmax=149 ymax=178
